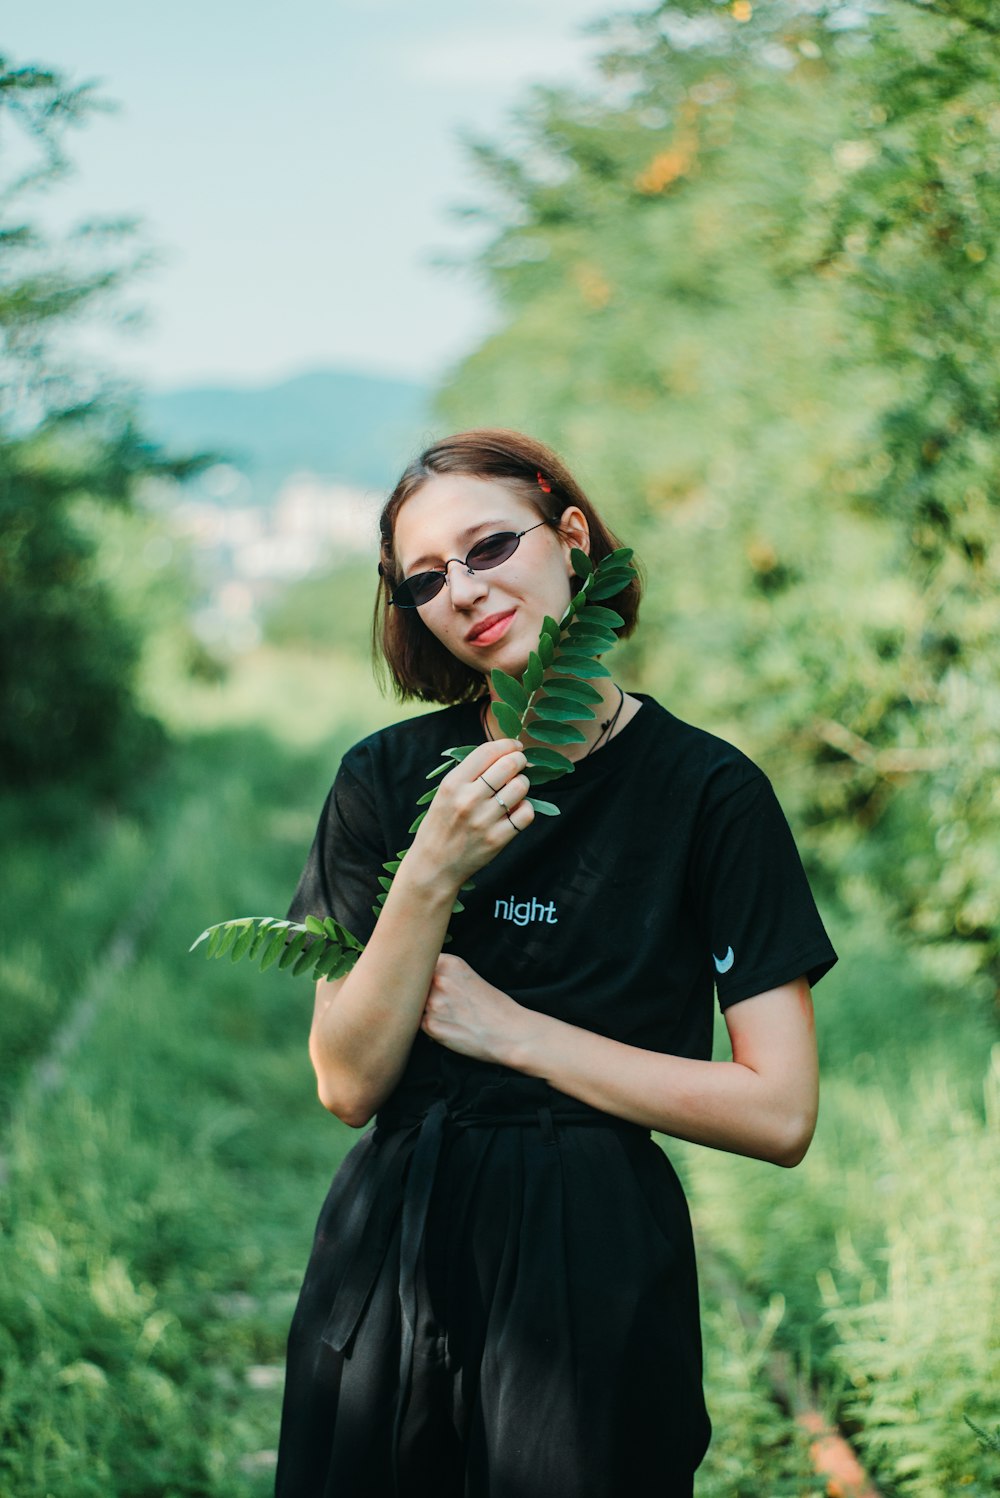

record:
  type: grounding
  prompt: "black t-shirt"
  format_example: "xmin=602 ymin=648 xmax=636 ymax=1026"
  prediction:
xmin=287 ymin=693 xmax=837 ymax=1062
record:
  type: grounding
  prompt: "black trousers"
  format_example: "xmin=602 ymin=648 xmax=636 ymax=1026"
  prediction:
xmin=275 ymin=1084 xmax=710 ymax=1498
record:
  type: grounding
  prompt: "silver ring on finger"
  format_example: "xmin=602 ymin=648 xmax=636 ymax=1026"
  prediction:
xmin=495 ymin=792 xmax=509 ymax=813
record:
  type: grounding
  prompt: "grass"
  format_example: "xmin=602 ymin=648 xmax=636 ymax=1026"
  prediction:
xmin=1 ymin=643 xmax=996 ymax=1495
xmin=674 ymin=914 xmax=1000 ymax=1497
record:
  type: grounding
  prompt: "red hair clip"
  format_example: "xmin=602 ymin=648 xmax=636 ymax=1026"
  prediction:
xmin=536 ymin=471 xmax=552 ymax=494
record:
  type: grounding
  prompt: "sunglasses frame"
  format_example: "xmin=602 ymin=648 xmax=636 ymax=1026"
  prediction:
xmin=386 ymin=518 xmax=554 ymax=608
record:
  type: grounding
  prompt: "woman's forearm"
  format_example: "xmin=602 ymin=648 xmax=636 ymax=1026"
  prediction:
xmin=309 ymin=861 xmax=458 ymax=1125
xmin=507 ymin=1007 xmax=817 ymax=1167
xmin=308 ymin=739 xmax=531 ymax=1126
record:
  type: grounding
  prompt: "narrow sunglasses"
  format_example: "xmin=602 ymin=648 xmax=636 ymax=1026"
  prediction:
xmin=386 ymin=519 xmax=553 ymax=608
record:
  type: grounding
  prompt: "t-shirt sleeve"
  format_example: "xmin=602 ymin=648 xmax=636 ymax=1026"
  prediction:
xmin=689 ymin=770 xmax=838 ymax=1010
xmin=286 ymin=754 xmax=386 ymax=947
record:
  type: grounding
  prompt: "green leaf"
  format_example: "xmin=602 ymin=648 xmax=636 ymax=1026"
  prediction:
xmin=526 ymin=746 xmax=574 ymax=771
xmin=377 ymin=875 xmax=393 ymax=892
xmin=231 ymin=922 xmax=257 ymax=962
xmin=383 ymin=860 xmax=401 ymax=873
xmin=316 ymin=946 xmax=354 ymax=980
xmin=425 ymin=758 xmax=452 ymax=780
xmin=332 ymin=951 xmax=359 ymax=980
xmin=569 ymin=618 xmax=619 ymax=643
xmin=550 ymin=658 xmax=611 ymax=678
xmin=203 ymin=925 xmax=226 ymax=958
xmin=408 ymin=809 xmax=428 ymax=834
xmin=564 ymin=631 xmax=616 ymax=654
xmin=526 ymin=765 xmax=566 ymax=786
xmin=259 ymin=927 xmax=289 ymax=971
xmin=556 ymin=649 xmax=612 ymax=668
xmin=305 ymin=915 xmax=327 ymax=935
xmin=415 ymin=786 xmax=438 ymax=805
xmin=541 ymin=614 xmax=562 ymax=643
xmin=337 ymin=922 xmax=365 ymax=950
xmin=249 ymin=923 xmax=274 ymax=960
xmin=587 ymin=574 xmax=632 ymax=601
xmin=526 ymin=797 xmax=561 ymax=816
xmin=523 ymin=651 xmax=544 ymax=694
xmin=592 ymin=560 xmax=633 ymax=582
xmin=293 ymin=942 xmax=320 ymax=977
xmin=443 ymin=743 xmax=478 ymax=761
xmin=278 ymin=931 xmax=308 ymax=970
xmin=537 ymin=689 xmax=596 ymax=711
xmin=599 ymin=564 xmax=634 ymax=585
xmin=570 ymin=547 xmax=593 ymax=578
xmin=545 ymin=677 xmax=603 ymax=703
xmin=531 ymin=700 xmax=594 ymax=723
xmin=491 ymin=668 xmax=529 ymax=715
xmin=527 ymin=721 xmax=587 ymax=745
xmin=538 ymin=632 xmax=555 ymax=667
xmin=214 ymin=923 xmax=241 ymax=958
xmin=493 ymin=699 xmax=524 ymax=739
xmin=451 ymin=898 xmax=465 ymax=914
xmin=604 ymin=546 xmax=634 ymax=568
xmin=577 ymin=605 xmax=625 ymax=628
xmin=190 ymin=924 xmax=217 ymax=954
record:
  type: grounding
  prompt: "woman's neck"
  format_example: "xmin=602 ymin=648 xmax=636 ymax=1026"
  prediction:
xmin=481 ymin=678 xmax=632 ymax=762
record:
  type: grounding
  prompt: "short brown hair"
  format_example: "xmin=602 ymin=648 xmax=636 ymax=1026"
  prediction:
xmin=372 ymin=428 xmax=642 ymax=703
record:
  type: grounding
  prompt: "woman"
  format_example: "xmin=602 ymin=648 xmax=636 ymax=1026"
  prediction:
xmin=275 ymin=429 xmax=837 ymax=1498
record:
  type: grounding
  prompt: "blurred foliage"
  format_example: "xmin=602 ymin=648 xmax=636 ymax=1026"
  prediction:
xmin=436 ymin=0 xmax=1000 ymax=996
xmin=262 ymin=557 xmax=378 ymax=658
xmin=678 ymin=1031 xmax=1000 ymax=1498
xmin=0 ymin=58 xmax=204 ymax=789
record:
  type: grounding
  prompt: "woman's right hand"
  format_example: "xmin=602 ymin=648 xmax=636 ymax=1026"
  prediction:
xmin=409 ymin=738 xmax=534 ymax=891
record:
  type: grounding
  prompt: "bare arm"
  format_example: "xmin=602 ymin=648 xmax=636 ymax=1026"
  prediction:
xmin=308 ymin=737 xmax=532 ymax=1126
xmin=422 ymin=961 xmax=819 ymax=1166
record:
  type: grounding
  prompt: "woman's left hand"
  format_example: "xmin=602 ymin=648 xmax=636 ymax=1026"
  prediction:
xmin=420 ymin=953 xmax=529 ymax=1065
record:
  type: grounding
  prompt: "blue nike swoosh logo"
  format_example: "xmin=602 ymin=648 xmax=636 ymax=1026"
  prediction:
xmin=713 ymin=946 xmax=735 ymax=974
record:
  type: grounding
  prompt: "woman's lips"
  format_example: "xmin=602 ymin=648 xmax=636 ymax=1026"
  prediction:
xmin=468 ymin=610 xmax=516 ymax=646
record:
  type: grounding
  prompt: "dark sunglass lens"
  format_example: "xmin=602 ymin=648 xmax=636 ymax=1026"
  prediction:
xmin=396 ymin=571 xmax=444 ymax=608
xmin=468 ymin=532 xmax=519 ymax=571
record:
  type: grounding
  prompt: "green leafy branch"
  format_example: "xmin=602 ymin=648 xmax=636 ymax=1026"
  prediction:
xmin=190 ymin=545 xmax=636 ymax=980
xmin=189 ymin=914 xmax=365 ymax=982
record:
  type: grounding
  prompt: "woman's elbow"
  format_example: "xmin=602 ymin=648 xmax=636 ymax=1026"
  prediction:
xmin=309 ymin=1031 xmax=375 ymax=1127
xmin=315 ymin=1076 xmax=375 ymax=1129
xmin=772 ymin=1107 xmax=817 ymax=1168
xmin=311 ymin=1055 xmax=377 ymax=1128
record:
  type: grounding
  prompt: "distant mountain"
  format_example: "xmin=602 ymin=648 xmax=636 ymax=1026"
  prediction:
xmin=143 ymin=368 xmax=433 ymax=501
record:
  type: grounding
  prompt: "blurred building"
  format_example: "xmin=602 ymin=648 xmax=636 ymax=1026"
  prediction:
xmin=161 ymin=465 xmax=375 ymax=652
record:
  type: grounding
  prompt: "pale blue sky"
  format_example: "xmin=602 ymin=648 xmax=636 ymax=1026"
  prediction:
xmin=6 ymin=0 xmax=619 ymax=390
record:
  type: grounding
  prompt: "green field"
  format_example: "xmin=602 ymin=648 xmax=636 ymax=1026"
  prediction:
xmin=2 ymin=646 xmax=996 ymax=1497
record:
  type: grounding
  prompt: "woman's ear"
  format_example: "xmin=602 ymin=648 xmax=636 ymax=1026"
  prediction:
xmin=558 ymin=505 xmax=591 ymax=556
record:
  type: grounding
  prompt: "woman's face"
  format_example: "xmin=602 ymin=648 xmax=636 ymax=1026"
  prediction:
xmin=391 ymin=473 xmax=590 ymax=680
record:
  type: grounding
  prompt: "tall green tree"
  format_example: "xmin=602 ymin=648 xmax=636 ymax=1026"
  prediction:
xmin=437 ymin=0 xmax=1000 ymax=994
xmin=809 ymin=0 xmax=1000 ymax=990
xmin=0 ymin=58 xmax=199 ymax=787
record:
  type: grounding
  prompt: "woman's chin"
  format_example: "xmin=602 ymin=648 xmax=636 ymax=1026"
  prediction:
xmin=487 ymin=643 xmax=531 ymax=681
